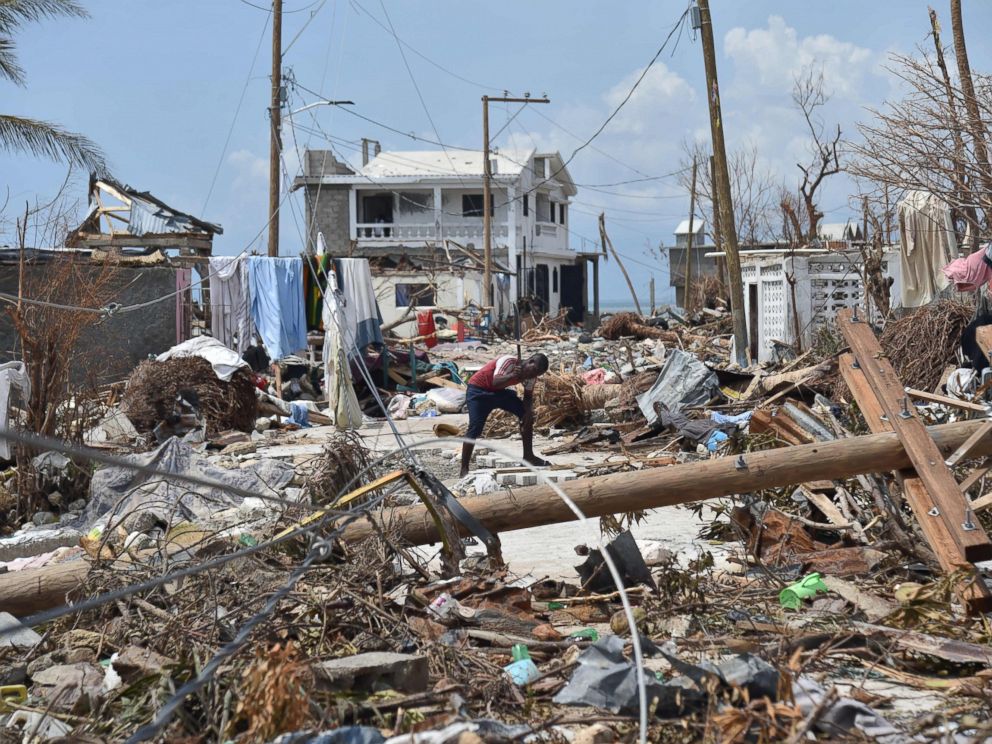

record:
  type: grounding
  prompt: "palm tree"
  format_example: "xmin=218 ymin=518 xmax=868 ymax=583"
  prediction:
xmin=0 ymin=0 xmax=106 ymax=173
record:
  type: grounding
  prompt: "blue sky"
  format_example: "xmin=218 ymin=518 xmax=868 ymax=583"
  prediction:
xmin=4 ymin=1 xmax=992 ymax=304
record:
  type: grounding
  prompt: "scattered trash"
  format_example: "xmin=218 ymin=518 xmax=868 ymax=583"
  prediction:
xmin=780 ymin=572 xmax=829 ymax=610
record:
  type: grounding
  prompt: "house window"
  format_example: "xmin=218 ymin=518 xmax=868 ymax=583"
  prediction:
xmin=536 ymin=194 xmax=551 ymax=222
xmin=533 ymin=157 xmax=547 ymax=180
xmin=549 ymin=202 xmax=556 ymax=223
xmin=553 ymin=267 xmax=558 ymax=293
xmin=559 ymin=204 xmax=566 ymax=225
xmin=462 ymin=194 xmax=485 ymax=217
xmin=398 ymin=191 xmax=432 ymax=215
xmin=523 ymin=195 xmax=529 ymax=217
xmin=395 ymin=283 xmax=435 ymax=308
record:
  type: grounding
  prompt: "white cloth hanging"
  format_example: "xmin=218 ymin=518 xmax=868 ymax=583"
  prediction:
xmin=209 ymin=255 xmax=253 ymax=355
xmin=0 ymin=361 xmax=30 ymax=460
xmin=322 ymin=269 xmax=363 ymax=430
xmin=898 ymin=191 xmax=957 ymax=307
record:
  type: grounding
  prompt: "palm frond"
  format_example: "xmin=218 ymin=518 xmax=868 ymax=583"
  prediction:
xmin=0 ymin=36 xmax=24 ymax=84
xmin=0 ymin=114 xmax=107 ymax=174
xmin=0 ymin=0 xmax=86 ymax=33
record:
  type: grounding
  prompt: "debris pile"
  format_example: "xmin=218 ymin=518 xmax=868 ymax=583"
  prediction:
xmin=3 ymin=301 xmax=992 ymax=743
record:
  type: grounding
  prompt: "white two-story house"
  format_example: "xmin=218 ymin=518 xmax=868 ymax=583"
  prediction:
xmin=293 ymin=147 xmax=599 ymax=333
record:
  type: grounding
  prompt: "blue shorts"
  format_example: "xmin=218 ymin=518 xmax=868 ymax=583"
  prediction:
xmin=465 ymin=384 xmax=525 ymax=439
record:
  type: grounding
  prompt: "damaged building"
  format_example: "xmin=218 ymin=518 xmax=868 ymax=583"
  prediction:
xmin=293 ymin=147 xmax=600 ymax=333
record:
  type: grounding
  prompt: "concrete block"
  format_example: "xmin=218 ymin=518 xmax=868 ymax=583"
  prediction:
xmin=315 ymin=652 xmax=428 ymax=694
xmin=0 ymin=612 xmax=42 ymax=649
xmin=0 ymin=527 xmax=81 ymax=563
xmin=475 ymin=455 xmax=498 ymax=468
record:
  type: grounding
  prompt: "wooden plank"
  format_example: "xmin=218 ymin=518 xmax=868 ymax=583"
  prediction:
xmin=945 ymin=419 xmax=992 ymax=467
xmin=971 ymin=490 xmax=992 ymax=513
xmin=840 ymin=353 xmax=992 ymax=613
xmin=838 ymin=309 xmax=992 ymax=562
xmin=960 ymin=457 xmax=992 ymax=494
xmin=905 ymin=387 xmax=988 ymax=414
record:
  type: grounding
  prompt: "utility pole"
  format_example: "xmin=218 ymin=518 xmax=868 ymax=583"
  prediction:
xmin=482 ymin=95 xmax=550 ymax=308
xmin=683 ymin=156 xmax=698 ymax=314
xmin=267 ymin=0 xmax=283 ymax=257
xmin=710 ymin=155 xmax=727 ymax=290
xmin=696 ymin=0 xmax=747 ymax=365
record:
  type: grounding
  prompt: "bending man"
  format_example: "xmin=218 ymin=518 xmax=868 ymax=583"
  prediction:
xmin=460 ymin=352 xmax=550 ymax=477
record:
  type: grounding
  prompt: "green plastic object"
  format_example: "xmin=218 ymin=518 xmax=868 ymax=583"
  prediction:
xmin=547 ymin=601 xmax=565 ymax=610
xmin=569 ymin=628 xmax=599 ymax=641
xmin=779 ymin=572 xmax=828 ymax=610
xmin=511 ymin=644 xmax=530 ymax=662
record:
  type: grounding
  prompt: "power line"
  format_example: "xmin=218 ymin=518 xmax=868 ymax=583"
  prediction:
xmin=348 ymin=0 xmax=510 ymax=93
xmin=201 ymin=12 xmax=271 ymax=214
xmin=234 ymin=0 xmax=324 ymax=13
xmin=376 ymin=0 xmax=467 ymax=186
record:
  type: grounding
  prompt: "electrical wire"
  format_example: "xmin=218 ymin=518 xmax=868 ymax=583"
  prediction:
xmin=376 ymin=0 xmax=468 ymax=187
xmin=201 ymin=12 xmax=272 ymax=214
xmin=347 ymin=0 xmax=510 ymax=93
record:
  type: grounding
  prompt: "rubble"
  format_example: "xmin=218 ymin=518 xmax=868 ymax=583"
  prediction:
xmin=1 ymin=300 xmax=992 ymax=744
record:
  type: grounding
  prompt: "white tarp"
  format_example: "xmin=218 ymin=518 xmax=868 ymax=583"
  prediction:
xmin=156 ymin=336 xmax=248 ymax=382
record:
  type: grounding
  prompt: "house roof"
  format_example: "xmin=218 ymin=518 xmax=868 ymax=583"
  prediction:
xmin=308 ymin=148 xmax=578 ymax=196
xmin=675 ymin=217 xmax=706 ymax=235
xmin=363 ymin=149 xmax=533 ymax=179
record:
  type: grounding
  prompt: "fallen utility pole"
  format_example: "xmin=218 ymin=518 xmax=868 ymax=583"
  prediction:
xmin=6 ymin=418 xmax=992 ymax=618
xmin=482 ymin=95 xmax=549 ymax=308
xmin=696 ymin=0 xmax=747 ymax=365
xmin=340 ymin=419 xmax=992 ymax=548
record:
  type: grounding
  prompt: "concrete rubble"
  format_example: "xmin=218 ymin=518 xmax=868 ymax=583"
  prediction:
xmin=1 ymin=301 xmax=992 ymax=744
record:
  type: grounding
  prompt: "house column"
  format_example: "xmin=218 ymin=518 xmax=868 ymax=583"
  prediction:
xmin=433 ymin=186 xmax=443 ymax=242
xmin=348 ymin=189 xmax=358 ymax=241
xmin=507 ymin=182 xmax=517 ymax=303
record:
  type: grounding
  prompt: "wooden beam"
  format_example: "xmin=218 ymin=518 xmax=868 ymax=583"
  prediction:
xmin=905 ymin=387 xmax=988 ymax=414
xmin=74 ymin=234 xmax=214 ymax=251
xmin=339 ymin=419 xmax=992 ymax=548
xmin=841 ymin=353 xmax=992 ymax=612
xmin=838 ymin=309 xmax=992 ymax=562
xmin=945 ymin=419 xmax=992 ymax=467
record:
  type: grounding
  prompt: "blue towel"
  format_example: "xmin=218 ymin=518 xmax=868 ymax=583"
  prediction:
xmin=247 ymin=257 xmax=308 ymax=361
xmin=288 ymin=402 xmax=311 ymax=428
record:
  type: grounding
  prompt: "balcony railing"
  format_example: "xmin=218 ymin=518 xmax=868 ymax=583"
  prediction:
xmin=355 ymin=223 xmax=510 ymax=242
xmin=536 ymin=222 xmax=558 ymax=237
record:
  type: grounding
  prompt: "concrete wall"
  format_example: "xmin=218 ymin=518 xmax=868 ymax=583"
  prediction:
xmin=0 ymin=263 xmax=180 ymax=384
xmin=303 ymin=183 xmax=352 ymax=256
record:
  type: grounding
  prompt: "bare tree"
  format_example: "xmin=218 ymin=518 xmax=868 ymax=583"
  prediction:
xmin=847 ymin=45 xmax=992 ymax=240
xmin=785 ymin=65 xmax=842 ymax=243
xmin=678 ymin=140 xmax=778 ymax=246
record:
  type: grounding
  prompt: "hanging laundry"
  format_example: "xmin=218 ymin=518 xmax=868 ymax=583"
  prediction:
xmin=942 ymin=243 xmax=992 ymax=293
xmin=209 ymin=255 xmax=254 ymax=355
xmin=0 ymin=361 xmax=30 ymax=460
xmin=898 ymin=191 xmax=957 ymax=307
xmin=333 ymin=257 xmax=384 ymax=355
xmin=322 ymin=268 xmax=363 ymax=430
xmin=303 ymin=253 xmax=333 ymax=331
xmin=247 ymin=256 xmax=308 ymax=362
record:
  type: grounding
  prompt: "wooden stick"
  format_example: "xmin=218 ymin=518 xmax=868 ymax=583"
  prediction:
xmin=905 ymin=387 xmax=988 ymax=414
xmin=945 ymin=419 xmax=992 ymax=467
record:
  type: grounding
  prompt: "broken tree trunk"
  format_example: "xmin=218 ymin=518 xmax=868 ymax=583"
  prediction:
xmin=342 ymin=419 xmax=992 ymax=548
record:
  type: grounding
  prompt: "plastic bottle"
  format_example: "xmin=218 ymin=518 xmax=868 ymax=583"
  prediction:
xmin=503 ymin=644 xmax=540 ymax=686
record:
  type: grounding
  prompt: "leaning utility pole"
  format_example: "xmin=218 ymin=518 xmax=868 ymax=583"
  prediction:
xmin=267 ymin=0 xmax=283 ymax=257
xmin=696 ymin=0 xmax=747 ymax=365
xmin=482 ymin=95 xmax=549 ymax=308
xmin=683 ymin=156 xmax=698 ymax=314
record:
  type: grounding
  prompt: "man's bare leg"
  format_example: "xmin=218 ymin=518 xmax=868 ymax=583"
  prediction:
xmin=460 ymin=441 xmax=474 ymax=477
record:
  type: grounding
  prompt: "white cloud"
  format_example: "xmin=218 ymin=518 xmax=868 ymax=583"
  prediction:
xmin=601 ymin=63 xmax=695 ymax=135
xmin=724 ymin=16 xmax=874 ymax=96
